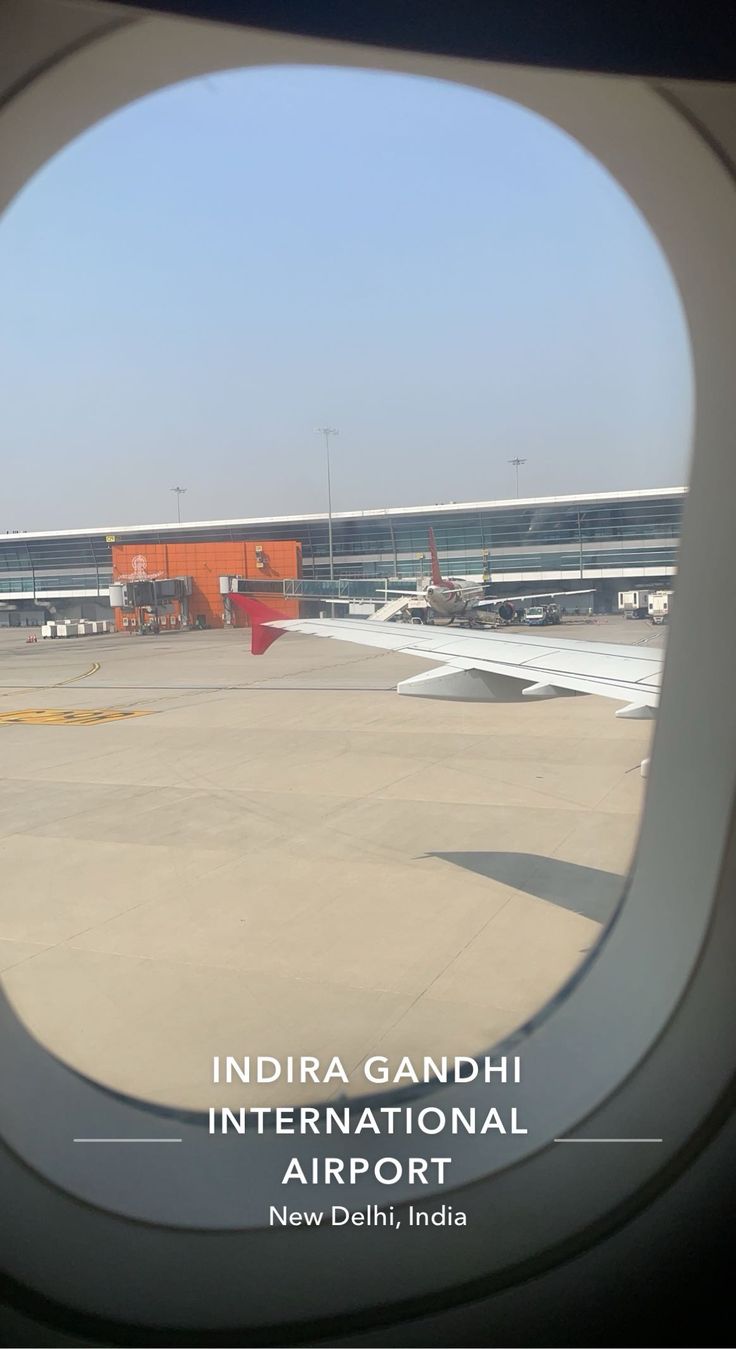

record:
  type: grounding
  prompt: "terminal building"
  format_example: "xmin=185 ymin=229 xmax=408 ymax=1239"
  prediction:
xmin=0 ymin=486 xmax=684 ymax=627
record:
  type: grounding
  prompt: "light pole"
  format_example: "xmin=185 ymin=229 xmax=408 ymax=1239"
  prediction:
xmin=171 ymin=486 xmax=187 ymax=523
xmin=315 ymin=428 xmax=338 ymax=604
xmin=508 ymin=458 xmax=527 ymax=498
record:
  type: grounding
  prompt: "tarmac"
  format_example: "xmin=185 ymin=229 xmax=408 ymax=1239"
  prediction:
xmin=0 ymin=616 xmax=661 ymax=1108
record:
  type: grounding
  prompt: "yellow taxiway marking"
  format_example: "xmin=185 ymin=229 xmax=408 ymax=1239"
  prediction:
xmin=0 ymin=661 xmax=103 ymax=703
xmin=0 ymin=708 xmax=150 ymax=726
xmin=54 ymin=661 xmax=101 ymax=686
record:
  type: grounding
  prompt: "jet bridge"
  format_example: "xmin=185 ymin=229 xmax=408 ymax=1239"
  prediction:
xmin=219 ymin=574 xmax=412 ymax=620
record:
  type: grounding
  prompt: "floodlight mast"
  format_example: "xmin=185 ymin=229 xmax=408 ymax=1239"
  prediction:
xmin=315 ymin=428 xmax=339 ymax=612
xmin=171 ymin=486 xmax=187 ymax=523
xmin=508 ymin=458 xmax=527 ymax=497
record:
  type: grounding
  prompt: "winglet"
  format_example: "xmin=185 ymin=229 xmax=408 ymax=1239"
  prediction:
xmin=229 ymin=593 xmax=288 ymax=655
xmin=427 ymin=527 xmax=444 ymax=586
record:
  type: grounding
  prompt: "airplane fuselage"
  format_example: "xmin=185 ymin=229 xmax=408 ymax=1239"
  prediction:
xmin=424 ymin=581 xmax=484 ymax=618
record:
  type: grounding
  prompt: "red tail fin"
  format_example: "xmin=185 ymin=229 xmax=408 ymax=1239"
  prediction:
xmin=428 ymin=527 xmax=444 ymax=585
xmin=229 ymin=593 xmax=287 ymax=655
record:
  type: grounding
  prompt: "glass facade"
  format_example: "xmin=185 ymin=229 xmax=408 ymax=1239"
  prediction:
xmin=0 ymin=489 xmax=684 ymax=599
xmin=0 ymin=533 xmax=110 ymax=597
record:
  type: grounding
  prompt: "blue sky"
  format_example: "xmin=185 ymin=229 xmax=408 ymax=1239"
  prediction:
xmin=0 ymin=65 xmax=692 ymax=530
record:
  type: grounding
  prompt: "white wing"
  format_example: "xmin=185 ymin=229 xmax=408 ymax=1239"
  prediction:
xmin=473 ymin=588 xmax=596 ymax=607
xmin=232 ymin=596 xmax=661 ymax=717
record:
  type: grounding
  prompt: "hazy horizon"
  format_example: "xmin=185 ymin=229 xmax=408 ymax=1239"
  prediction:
xmin=0 ymin=65 xmax=693 ymax=532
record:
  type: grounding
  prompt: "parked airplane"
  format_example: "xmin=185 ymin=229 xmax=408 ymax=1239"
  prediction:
xmin=388 ymin=528 xmax=594 ymax=623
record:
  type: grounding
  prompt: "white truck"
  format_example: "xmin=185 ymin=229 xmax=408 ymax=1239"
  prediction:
xmin=618 ymin=589 xmax=652 ymax=619
xmin=648 ymin=590 xmax=673 ymax=624
xmin=524 ymin=603 xmax=561 ymax=627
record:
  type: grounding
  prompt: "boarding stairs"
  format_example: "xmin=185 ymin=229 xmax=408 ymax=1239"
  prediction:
xmin=371 ymin=596 xmax=416 ymax=622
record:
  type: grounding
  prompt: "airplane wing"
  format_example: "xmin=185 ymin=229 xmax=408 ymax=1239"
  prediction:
xmin=295 ymin=596 xmax=357 ymax=606
xmin=231 ymin=594 xmax=661 ymax=716
xmin=474 ymin=588 xmax=596 ymax=608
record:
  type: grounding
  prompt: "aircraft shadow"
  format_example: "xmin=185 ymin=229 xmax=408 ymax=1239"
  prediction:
xmin=425 ymin=851 xmax=624 ymax=924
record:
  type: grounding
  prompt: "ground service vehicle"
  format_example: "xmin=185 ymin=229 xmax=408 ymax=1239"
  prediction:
xmin=523 ymin=603 xmax=561 ymax=626
xmin=618 ymin=588 xmax=652 ymax=618
xmin=649 ymin=590 xmax=673 ymax=623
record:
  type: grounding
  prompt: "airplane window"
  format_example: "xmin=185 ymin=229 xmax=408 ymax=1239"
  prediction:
xmin=3 ymin=11 xmax=736 ymax=1346
xmin=0 ymin=58 xmax=690 ymax=1128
